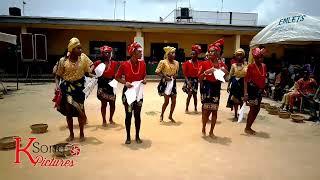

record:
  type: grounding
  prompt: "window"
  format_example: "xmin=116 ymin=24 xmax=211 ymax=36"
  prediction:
xmin=150 ymin=43 xmax=179 ymax=62
xmin=89 ymin=41 xmax=126 ymax=61
xmin=198 ymin=44 xmax=208 ymax=53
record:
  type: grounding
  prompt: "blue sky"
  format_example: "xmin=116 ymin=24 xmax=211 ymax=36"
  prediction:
xmin=0 ymin=0 xmax=319 ymax=25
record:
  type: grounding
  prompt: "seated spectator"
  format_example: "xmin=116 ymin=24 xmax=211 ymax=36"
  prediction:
xmin=280 ymin=82 xmax=298 ymax=111
xmin=289 ymin=70 xmax=318 ymax=112
xmin=266 ymin=69 xmax=276 ymax=98
xmin=274 ymin=68 xmax=291 ymax=101
xmin=307 ymin=86 xmax=320 ymax=122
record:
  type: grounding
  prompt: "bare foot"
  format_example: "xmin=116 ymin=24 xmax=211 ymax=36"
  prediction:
xmin=109 ymin=120 xmax=115 ymax=125
xmin=232 ymin=117 xmax=238 ymax=122
xmin=102 ymin=121 xmax=107 ymax=127
xmin=245 ymin=128 xmax=256 ymax=135
xmin=160 ymin=115 xmax=164 ymax=122
xmin=125 ymin=139 xmax=131 ymax=144
xmin=66 ymin=135 xmax=74 ymax=142
xmin=194 ymin=109 xmax=198 ymax=113
xmin=208 ymin=133 xmax=216 ymax=139
xmin=202 ymin=129 xmax=206 ymax=137
xmin=169 ymin=117 xmax=176 ymax=123
xmin=79 ymin=136 xmax=86 ymax=142
xmin=136 ymin=138 xmax=143 ymax=144
xmin=185 ymin=109 xmax=189 ymax=114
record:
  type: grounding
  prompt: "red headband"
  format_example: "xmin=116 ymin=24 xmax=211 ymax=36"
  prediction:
xmin=214 ymin=38 xmax=224 ymax=47
xmin=208 ymin=43 xmax=221 ymax=52
xmin=252 ymin=47 xmax=266 ymax=59
xmin=100 ymin=46 xmax=113 ymax=54
xmin=128 ymin=42 xmax=142 ymax=55
xmin=191 ymin=45 xmax=202 ymax=54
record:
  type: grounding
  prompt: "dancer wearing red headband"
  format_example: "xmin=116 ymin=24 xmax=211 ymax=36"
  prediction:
xmin=115 ymin=42 xmax=146 ymax=144
xmin=92 ymin=46 xmax=118 ymax=127
xmin=182 ymin=45 xmax=201 ymax=113
xmin=198 ymin=42 xmax=228 ymax=138
xmin=243 ymin=47 xmax=267 ymax=135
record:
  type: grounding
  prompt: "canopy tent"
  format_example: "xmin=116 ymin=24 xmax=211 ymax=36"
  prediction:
xmin=250 ymin=13 xmax=320 ymax=47
xmin=249 ymin=13 xmax=320 ymax=63
xmin=0 ymin=32 xmax=19 ymax=91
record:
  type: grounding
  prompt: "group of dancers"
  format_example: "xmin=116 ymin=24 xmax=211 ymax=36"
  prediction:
xmin=53 ymin=37 xmax=267 ymax=144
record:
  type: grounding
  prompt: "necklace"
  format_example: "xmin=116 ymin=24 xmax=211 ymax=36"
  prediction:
xmin=210 ymin=59 xmax=221 ymax=69
xmin=103 ymin=60 xmax=111 ymax=72
xmin=254 ymin=63 xmax=265 ymax=76
xmin=190 ymin=59 xmax=199 ymax=70
xmin=129 ymin=60 xmax=140 ymax=75
xmin=68 ymin=57 xmax=79 ymax=67
xmin=236 ymin=63 xmax=244 ymax=71
xmin=167 ymin=59 xmax=177 ymax=74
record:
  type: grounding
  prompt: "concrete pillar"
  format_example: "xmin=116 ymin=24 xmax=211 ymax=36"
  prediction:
xmin=134 ymin=30 xmax=144 ymax=59
xmin=21 ymin=26 xmax=27 ymax=33
xmin=234 ymin=34 xmax=241 ymax=51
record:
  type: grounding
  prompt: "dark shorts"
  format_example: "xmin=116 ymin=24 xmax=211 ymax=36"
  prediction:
xmin=247 ymin=82 xmax=263 ymax=107
xmin=182 ymin=77 xmax=199 ymax=94
xmin=157 ymin=78 xmax=177 ymax=97
xmin=122 ymin=86 xmax=143 ymax=113
xmin=97 ymin=77 xmax=116 ymax=102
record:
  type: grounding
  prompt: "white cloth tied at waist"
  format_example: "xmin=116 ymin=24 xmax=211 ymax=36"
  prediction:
xmin=124 ymin=80 xmax=144 ymax=105
xmin=108 ymin=79 xmax=118 ymax=95
xmin=165 ymin=77 xmax=174 ymax=95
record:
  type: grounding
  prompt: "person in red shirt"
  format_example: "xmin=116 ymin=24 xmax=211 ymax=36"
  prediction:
xmin=182 ymin=45 xmax=201 ymax=113
xmin=92 ymin=46 xmax=118 ymax=127
xmin=198 ymin=42 xmax=228 ymax=138
xmin=115 ymin=42 xmax=146 ymax=144
xmin=289 ymin=70 xmax=317 ymax=112
xmin=243 ymin=47 xmax=267 ymax=135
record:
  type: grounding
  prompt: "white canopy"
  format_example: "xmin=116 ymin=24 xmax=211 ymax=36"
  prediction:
xmin=0 ymin=32 xmax=17 ymax=45
xmin=250 ymin=13 xmax=320 ymax=47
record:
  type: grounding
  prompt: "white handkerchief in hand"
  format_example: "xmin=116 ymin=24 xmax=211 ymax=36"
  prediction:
xmin=94 ymin=63 xmax=106 ymax=77
xmin=165 ymin=77 xmax=174 ymax=95
xmin=108 ymin=79 xmax=118 ymax=94
xmin=237 ymin=104 xmax=248 ymax=123
xmin=83 ymin=77 xmax=98 ymax=99
xmin=108 ymin=79 xmax=118 ymax=88
xmin=214 ymin=69 xmax=226 ymax=83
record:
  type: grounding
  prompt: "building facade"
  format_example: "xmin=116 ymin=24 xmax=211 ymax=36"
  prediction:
xmin=0 ymin=15 xmax=265 ymax=76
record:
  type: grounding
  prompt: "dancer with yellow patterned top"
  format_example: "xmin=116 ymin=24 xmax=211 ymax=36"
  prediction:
xmin=155 ymin=46 xmax=180 ymax=123
xmin=226 ymin=48 xmax=247 ymax=120
xmin=54 ymin=37 xmax=93 ymax=142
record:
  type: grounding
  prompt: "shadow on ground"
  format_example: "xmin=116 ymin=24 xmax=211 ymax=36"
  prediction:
xmin=121 ymin=139 xmax=152 ymax=151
